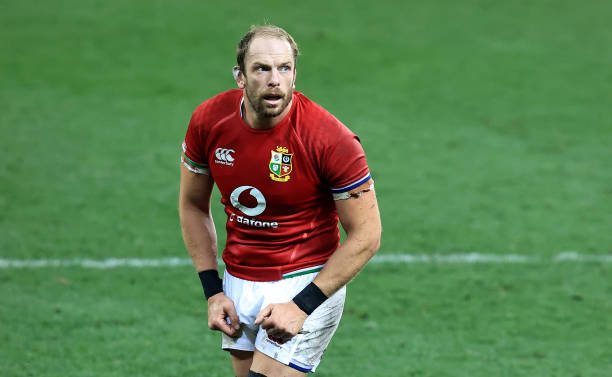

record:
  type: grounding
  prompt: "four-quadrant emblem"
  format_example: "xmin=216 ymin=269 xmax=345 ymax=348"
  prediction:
xmin=269 ymin=146 xmax=293 ymax=182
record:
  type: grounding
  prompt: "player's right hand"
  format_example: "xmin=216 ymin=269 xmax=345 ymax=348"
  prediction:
xmin=207 ymin=293 xmax=241 ymax=337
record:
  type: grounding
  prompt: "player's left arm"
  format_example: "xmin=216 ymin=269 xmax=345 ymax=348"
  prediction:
xmin=255 ymin=182 xmax=381 ymax=341
xmin=313 ymin=181 xmax=381 ymax=296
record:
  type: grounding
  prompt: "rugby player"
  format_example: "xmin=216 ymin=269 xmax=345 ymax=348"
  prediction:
xmin=179 ymin=25 xmax=381 ymax=377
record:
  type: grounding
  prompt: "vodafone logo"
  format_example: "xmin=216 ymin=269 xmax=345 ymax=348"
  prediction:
xmin=228 ymin=185 xmax=278 ymax=228
xmin=230 ymin=186 xmax=266 ymax=216
xmin=215 ymin=148 xmax=235 ymax=166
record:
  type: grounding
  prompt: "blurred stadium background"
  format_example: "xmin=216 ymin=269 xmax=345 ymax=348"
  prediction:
xmin=1 ymin=1 xmax=611 ymax=376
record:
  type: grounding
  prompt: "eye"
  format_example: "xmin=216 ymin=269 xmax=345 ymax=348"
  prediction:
xmin=279 ymin=65 xmax=291 ymax=72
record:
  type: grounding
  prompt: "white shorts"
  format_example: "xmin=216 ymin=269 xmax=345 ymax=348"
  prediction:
xmin=221 ymin=270 xmax=346 ymax=373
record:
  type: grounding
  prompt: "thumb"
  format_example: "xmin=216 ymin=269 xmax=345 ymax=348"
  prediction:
xmin=255 ymin=305 xmax=272 ymax=325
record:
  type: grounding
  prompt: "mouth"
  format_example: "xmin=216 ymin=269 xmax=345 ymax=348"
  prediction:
xmin=262 ymin=93 xmax=283 ymax=105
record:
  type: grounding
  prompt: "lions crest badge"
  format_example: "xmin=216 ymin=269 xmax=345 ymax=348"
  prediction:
xmin=269 ymin=146 xmax=293 ymax=182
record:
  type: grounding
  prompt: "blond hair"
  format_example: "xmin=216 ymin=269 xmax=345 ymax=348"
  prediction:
xmin=236 ymin=25 xmax=299 ymax=75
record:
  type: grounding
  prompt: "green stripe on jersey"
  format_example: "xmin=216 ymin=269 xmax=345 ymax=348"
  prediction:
xmin=182 ymin=152 xmax=208 ymax=169
xmin=283 ymin=266 xmax=323 ymax=279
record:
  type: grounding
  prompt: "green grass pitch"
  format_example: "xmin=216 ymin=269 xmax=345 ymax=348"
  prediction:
xmin=1 ymin=0 xmax=611 ymax=376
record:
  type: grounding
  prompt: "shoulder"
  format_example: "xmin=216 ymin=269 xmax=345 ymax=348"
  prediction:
xmin=293 ymin=92 xmax=358 ymax=143
xmin=190 ymin=89 xmax=242 ymax=128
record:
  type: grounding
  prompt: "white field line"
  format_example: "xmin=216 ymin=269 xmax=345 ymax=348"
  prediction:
xmin=0 ymin=252 xmax=610 ymax=269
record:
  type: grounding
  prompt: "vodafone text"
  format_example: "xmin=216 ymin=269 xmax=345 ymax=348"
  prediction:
xmin=229 ymin=212 xmax=279 ymax=229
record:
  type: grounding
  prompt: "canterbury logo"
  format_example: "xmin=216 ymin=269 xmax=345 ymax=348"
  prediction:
xmin=215 ymin=148 xmax=235 ymax=166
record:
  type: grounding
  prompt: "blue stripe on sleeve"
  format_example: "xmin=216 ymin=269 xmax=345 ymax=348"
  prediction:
xmin=330 ymin=173 xmax=372 ymax=193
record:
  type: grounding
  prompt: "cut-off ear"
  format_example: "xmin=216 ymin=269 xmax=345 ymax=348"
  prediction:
xmin=233 ymin=66 xmax=245 ymax=89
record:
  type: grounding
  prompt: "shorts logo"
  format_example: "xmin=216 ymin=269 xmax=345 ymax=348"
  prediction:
xmin=266 ymin=335 xmax=286 ymax=345
xmin=215 ymin=148 xmax=235 ymax=166
xmin=230 ymin=186 xmax=266 ymax=216
xmin=269 ymin=146 xmax=293 ymax=182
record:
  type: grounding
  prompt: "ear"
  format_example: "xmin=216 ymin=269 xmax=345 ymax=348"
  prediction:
xmin=292 ymin=68 xmax=298 ymax=89
xmin=233 ymin=66 xmax=245 ymax=89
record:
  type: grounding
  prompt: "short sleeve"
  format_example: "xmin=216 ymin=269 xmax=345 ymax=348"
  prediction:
xmin=321 ymin=132 xmax=372 ymax=200
xmin=181 ymin=110 xmax=210 ymax=175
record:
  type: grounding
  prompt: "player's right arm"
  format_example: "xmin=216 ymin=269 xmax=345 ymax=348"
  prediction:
xmin=178 ymin=164 xmax=240 ymax=336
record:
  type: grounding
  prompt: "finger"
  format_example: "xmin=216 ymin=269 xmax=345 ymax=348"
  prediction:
xmin=261 ymin=315 xmax=280 ymax=331
xmin=212 ymin=318 xmax=236 ymax=337
xmin=225 ymin=303 xmax=241 ymax=331
xmin=255 ymin=305 xmax=272 ymax=325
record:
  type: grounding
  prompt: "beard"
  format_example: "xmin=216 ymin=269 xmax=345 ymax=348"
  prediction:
xmin=244 ymin=83 xmax=293 ymax=118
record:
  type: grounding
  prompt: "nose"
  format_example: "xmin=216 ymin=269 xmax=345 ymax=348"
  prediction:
xmin=268 ymin=68 xmax=280 ymax=87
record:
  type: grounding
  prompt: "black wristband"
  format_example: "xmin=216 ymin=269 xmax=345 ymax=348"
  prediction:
xmin=198 ymin=269 xmax=223 ymax=300
xmin=292 ymin=282 xmax=328 ymax=315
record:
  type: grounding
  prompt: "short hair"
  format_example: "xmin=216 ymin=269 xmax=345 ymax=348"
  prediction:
xmin=236 ymin=25 xmax=299 ymax=75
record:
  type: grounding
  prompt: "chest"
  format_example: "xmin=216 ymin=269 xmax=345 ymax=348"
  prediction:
xmin=207 ymin=129 xmax=323 ymax=208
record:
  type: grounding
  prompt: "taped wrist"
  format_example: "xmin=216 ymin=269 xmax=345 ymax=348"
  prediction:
xmin=292 ymin=282 xmax=328 ymax=315
xmin=198 ymin=269 xmax=223 ymax=300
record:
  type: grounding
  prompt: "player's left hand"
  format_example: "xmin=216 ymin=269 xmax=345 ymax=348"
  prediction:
xmin=254 ymin=301 xmax=308 ymax=344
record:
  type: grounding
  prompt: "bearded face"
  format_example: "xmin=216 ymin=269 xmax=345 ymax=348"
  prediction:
xmin=244 ymin=78 xmax=293 ymax=118
xmin=239 ymin=36 xmax=297 ymax=126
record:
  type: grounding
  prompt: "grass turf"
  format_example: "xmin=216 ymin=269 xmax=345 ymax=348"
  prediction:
xmin=1 ymin=0 xmax=611 ymax=375
xmin=1 ymin=263 xmax=610 ymax=376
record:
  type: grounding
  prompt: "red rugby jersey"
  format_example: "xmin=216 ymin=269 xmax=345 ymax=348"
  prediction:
xmin=182 ymin=89 xmax=371 ymax=281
